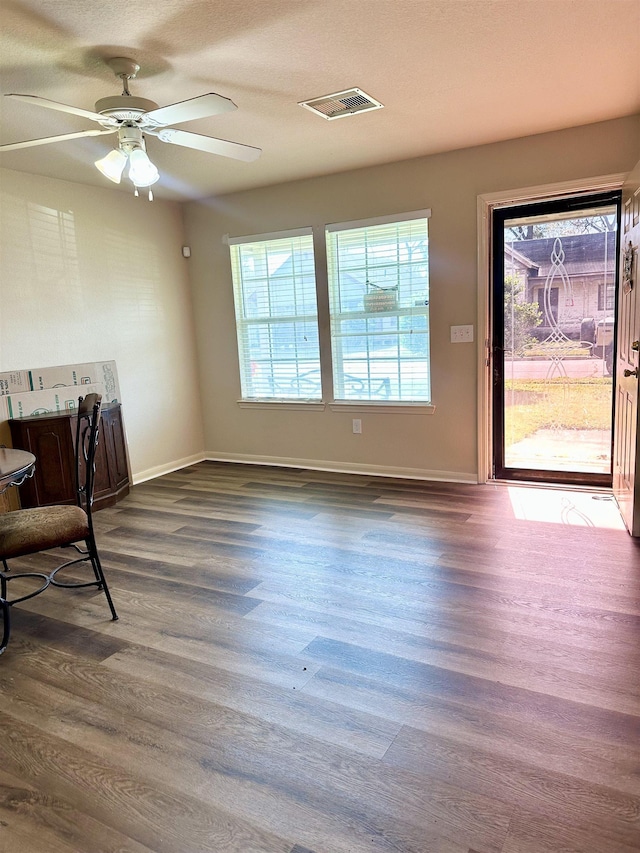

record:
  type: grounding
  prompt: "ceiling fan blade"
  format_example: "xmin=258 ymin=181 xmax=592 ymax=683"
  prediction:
xmin=5 ymin=94 xmax=116 ymax=125
xmin=0 ymin=128 xmax=116 ymax=152
xmin=143 ymin=93 xmax=237 ymax=128
xmin=153 ymin=127 xmax=261 ymax=162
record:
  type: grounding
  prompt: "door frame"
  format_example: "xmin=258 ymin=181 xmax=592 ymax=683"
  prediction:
xmin=491 ymin=190 xmax=620 ymax=487
xmin=613 ymin=160 xmax=640 ymax=535
xmin=476 ymin=173 xmax=627 ymax=483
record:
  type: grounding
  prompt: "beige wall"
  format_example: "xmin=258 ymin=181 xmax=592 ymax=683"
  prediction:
xmin=1 ymin=116 xmax=637 ymax=487
xmin=0 ymin=168 xmax=204 ymax=480
xmin=185 ymin=116 xmax=640 ymax=482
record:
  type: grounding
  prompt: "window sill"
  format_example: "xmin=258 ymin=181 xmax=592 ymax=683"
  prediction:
xmin=237 ymin=399 xmax=325 ymax=411
xmin=329 ymin=401 xmax=436 ymax=414
xmin=237 ymin=399 xmax=435 ymax=415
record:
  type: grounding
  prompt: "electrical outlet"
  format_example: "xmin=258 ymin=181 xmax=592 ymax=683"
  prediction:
xmin=352 ymin=418 xmax=362 ymax=434
xmin=450 ymin=324 xmax=474 ymax=343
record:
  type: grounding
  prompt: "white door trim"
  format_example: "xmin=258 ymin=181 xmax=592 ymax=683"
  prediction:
xmin=476 ymin=173 xmax=627 ymax=483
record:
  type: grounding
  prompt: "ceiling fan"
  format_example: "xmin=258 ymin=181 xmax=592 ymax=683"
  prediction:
xmin=0 ymin=57 xmax=261 ymax=198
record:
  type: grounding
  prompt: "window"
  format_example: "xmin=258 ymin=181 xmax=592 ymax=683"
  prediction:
xmin=229 ymin=229 xmax=321 ymax=400
xmin=598 ymin=283 xmax=615 ymax=312
xmin=326 ymin=211 xmax=431 ymax=402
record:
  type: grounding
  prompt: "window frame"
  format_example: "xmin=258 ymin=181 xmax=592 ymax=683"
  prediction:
xmin=227 ymin=216 xmax=437 ymax=415
xmin=228 ymin=227 xmax=323 ymax=405
xmin=597 ymin=282 xmax=615 ymax=312
xmin=325 ymin=210 xmax=433 ymax=408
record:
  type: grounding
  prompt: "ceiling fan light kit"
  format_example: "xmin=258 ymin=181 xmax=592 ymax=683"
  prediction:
xmin=95 ymin=124 xmax=160 ymax=195
xmin=1 ymin=56 xmax=262 ymax=200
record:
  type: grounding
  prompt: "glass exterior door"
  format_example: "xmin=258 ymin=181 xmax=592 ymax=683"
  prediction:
xmin=492 ymin=191 xmax=621 ymax=485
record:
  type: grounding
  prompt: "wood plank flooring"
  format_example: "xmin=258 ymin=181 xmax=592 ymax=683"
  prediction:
xmin=1 ymin=461 xmax=640 ymax=853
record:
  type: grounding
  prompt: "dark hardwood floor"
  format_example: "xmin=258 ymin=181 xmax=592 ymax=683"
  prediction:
xmin=1 ymin=461 xmax=639 ymax=853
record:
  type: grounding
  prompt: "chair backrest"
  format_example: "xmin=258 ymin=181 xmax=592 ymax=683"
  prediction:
xmin=74 ymin=394 xmax=102 ymax=516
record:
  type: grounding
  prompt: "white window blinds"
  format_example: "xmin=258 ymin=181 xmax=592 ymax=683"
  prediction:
xmin=326 ymin=212 xmax=431 ymax=402
xmin=229 ymin=229 xmax=321 ymax=400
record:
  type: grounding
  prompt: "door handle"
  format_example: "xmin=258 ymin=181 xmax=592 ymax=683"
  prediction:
xmin=632 ymin=341 xmax=640 ymax=351
xmin=624 ymin=368 xmax=639 ymax=378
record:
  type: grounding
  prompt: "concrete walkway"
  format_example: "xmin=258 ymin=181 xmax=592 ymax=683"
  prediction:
xmin=505 ymin=428 xmax=611 ymax=474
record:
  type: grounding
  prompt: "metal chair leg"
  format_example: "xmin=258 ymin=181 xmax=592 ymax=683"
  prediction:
xmin=88 ymin=540 xmax=118 ymax=621
xmin=0 ymin=594 xmax=10 ymax=655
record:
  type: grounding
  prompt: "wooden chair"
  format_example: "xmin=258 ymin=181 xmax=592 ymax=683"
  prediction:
xmin=0 ymin=393 xmax=118 ymax=654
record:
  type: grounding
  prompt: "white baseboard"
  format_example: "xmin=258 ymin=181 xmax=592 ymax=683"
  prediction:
xmin=132 ymin=452 xmax=207 ymax=485
xmin=200 ymin=451 xmax=478 ymax=484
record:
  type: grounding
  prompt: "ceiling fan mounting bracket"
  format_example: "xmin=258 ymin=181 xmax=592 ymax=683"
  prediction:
xmin=105 ymin=57 xmax=140 ymax=82
xmin=96 ymin=57 xmax=159 ymax=123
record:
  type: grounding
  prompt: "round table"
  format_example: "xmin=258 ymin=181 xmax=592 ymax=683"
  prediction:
xmin=1 ymin=446 xmax=37 ymax=654
xmin=0 ymin=447 xmax=36 ymax=494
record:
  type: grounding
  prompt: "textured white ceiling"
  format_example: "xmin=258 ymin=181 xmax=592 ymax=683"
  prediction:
xmin=1 ymin=0 xmax=639 ymax=201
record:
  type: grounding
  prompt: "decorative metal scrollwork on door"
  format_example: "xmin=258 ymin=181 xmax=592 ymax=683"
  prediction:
xmin=623 ymin=240 xmax=635 ymax=294
xmin=540 ymin=237 xmax=573 ymax=380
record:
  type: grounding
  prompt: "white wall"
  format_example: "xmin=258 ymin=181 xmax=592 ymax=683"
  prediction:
xmin=184 ymin=116 xmax=640 ymax=482
xmin=0 ymin=168 xmax=204 ymax=480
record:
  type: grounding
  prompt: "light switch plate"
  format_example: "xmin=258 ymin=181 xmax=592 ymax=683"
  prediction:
xmin=451 ymin=324 xmax=474 ymax=343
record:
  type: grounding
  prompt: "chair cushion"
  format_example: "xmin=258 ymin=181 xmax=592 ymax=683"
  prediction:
xmin=0 ymin=505 xmax=89 ymax=560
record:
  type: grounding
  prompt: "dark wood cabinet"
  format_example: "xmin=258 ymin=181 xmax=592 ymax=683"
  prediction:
xmin=9 ymin=403 xmax=130 ymax=511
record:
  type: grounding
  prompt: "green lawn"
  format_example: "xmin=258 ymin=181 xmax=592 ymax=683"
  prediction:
xmin=504 ymin=378 xmax=612 ymax=445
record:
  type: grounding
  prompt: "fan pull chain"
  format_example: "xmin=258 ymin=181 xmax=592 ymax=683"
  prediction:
xmin=133 ymin=186 xmax=153 ymax=201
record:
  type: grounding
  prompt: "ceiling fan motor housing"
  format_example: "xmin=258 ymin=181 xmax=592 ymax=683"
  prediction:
xmin=95 ymin=95 xmax=159 ymax=124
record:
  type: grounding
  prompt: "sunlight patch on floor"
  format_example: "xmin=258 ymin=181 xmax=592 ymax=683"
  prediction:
xmin=507 ymin=486 xmax=626 ymax=530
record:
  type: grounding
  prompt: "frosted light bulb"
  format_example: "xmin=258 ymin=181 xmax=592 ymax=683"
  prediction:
xmin=95 ymin=149 xmax=127 ymax=183
xmin=128 ymin=149 xmax=160 ymax=187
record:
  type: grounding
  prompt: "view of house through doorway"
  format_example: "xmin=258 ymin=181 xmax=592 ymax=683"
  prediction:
xmin=492 ymin=191 xmax=622 ymax=486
